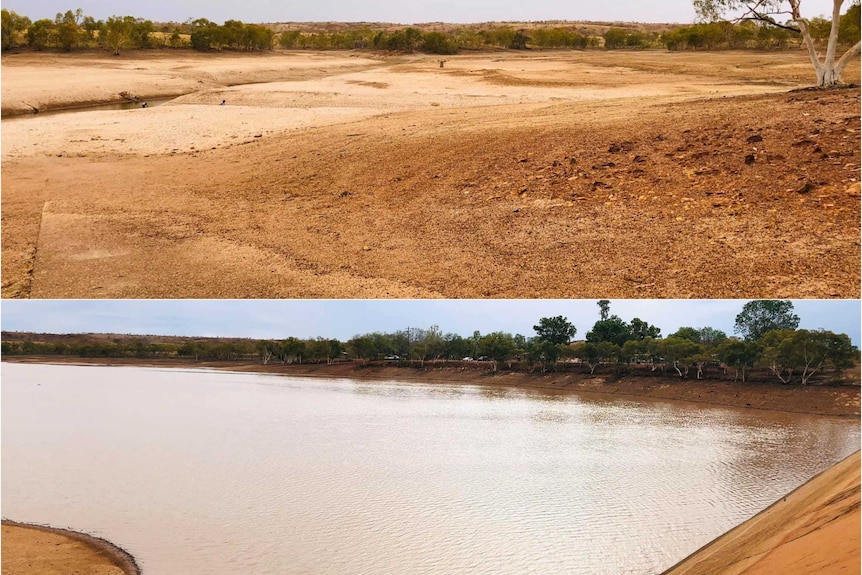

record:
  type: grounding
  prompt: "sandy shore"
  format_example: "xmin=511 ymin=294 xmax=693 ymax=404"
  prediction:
xmin=3 ymin=50 xmax=858 ymax=298
xmin=1 ymin=520 xmax=140 ymax=575
xmin=663 ymin=450 xmax=861 ymax=575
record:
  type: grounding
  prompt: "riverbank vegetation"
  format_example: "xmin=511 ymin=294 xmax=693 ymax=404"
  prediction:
xmin=2 ymin=301 xmax=856 ymax=386
xmin=2 ymin=4 xmax=858 ymax=54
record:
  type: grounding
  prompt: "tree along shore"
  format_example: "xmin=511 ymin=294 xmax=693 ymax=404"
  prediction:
xmin=3 ymin=299 xmax=855 ymax=389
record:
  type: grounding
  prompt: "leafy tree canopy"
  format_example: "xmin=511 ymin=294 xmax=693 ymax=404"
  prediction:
xmin=734 ymin=300 xmax=800 ymax=341
xmin=533 ymin=316 xmax=577 ymax=346
xmin=586 ymin=315 xmax=632 ymax=347
xmin=630 ymin=317 xmax=661 ymax=340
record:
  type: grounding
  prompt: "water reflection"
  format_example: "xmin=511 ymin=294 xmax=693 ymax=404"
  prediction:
xmin=2 ymin=363 xmax=858 ymax=575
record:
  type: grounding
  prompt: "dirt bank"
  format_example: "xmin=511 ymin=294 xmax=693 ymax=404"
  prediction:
xmin=662 ymin=450 xmax=861 ymax=575
xmin=1 ymin=520 xmax=140 ymax=575
xmin=5 ymin=356 xmax=859 ymax=417
xmin=3 ymin=50 xmax=858 ymax=298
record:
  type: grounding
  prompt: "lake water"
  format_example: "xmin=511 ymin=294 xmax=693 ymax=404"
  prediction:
xmin=2 ymin=363 xmax=859 ymax=575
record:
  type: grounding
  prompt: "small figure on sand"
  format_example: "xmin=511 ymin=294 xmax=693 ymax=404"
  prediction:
xmin=220 ymin=100 xmax=226 ymax=106
xmin=141 ymin=102 xmax=148 ymax=108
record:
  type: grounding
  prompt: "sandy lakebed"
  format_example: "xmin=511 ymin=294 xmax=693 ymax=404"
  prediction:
xmin=2 ymin=49 xmax=859 ymax=298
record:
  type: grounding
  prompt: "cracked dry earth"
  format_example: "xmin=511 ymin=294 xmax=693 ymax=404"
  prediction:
xmin=2 ymin=52 xmax=859 ymax=298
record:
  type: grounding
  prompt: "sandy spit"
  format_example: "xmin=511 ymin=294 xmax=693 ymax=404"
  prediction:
xmin=1 ymin=520 xmax=141 ymax=575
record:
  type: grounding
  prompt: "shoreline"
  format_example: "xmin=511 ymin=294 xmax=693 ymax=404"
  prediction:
xmin=4 ymin=356 xmax=859 ymax=417
xmin=662 ymin=449 xmax=861 ymax=575
xmin=1 ymin=520 xmax=141 ymax=575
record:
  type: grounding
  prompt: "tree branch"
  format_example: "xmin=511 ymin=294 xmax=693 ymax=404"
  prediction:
xmin=835 ymin=40 xmax=862 ymax=78
xmin=738 ymin=14 xmax=801 ymax=33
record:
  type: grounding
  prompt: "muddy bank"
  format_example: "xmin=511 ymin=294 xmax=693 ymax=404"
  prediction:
xmin=1 ymin=520 xmax=141 ymax=575
xmin=4 ymin=356 xmax=859 ymax=417
xmin=662 ymin=450 xmax=861 ymax=575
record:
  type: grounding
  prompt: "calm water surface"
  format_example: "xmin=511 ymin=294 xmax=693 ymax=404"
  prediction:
xmin=2 ymin=97 xmax=174 ymax=121
xmin=2 ymin=363 xmax=859 ymax=575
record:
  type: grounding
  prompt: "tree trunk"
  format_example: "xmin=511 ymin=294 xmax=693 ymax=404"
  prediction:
xmin=792 ymin=0 xmax=860 ymax=86
xmin=770 ymin=363 xmax=793 ymax=384
xmin=834 ymin=41 xmax=862 ymax=81
xmin=800 ymin=361 xmax=822 ymax=385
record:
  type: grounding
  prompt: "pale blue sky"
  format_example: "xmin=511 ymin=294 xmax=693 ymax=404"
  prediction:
xmin=3 ymin=0 xmax=845 ymax=25
xmin=1 ymin=300 xmax=859 ymax=344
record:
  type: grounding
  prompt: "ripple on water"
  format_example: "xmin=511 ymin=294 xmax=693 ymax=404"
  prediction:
xmin=1 ymin=364 xmax=858 ymax=575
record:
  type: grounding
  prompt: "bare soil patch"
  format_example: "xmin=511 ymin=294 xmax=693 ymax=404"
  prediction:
xmin=2 ymin=50 xmax=858 ymax=298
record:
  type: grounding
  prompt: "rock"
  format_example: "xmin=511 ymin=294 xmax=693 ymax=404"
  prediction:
xmin=744 ymin=154 xmax=756 ymax=165
xmin=796 ymin=182 xmax=815 ymax=194
xmin=746 ymin=134 xmax=763 ymax=143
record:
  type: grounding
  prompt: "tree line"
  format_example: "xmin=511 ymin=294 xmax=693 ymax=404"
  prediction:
xmin=663 ymin=6 xmax=859 ymax=50
xmin=3 ymin=6 xmax=858 ymax=54
xmin=1 ymin=300 xmax=856 ymax=386
xmin=1 ymin=9 xmax=274 ymax=53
